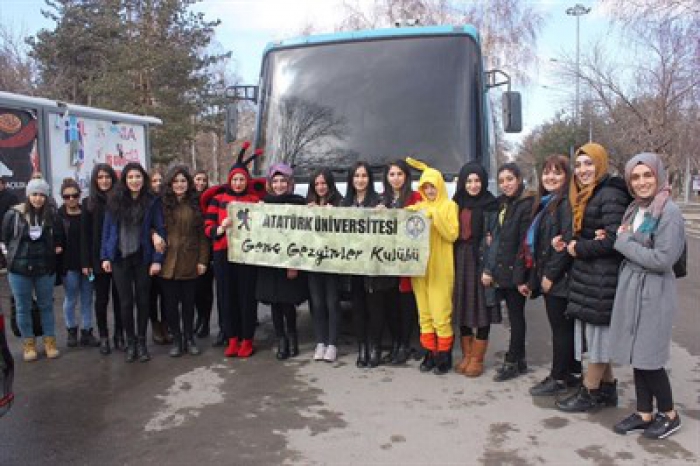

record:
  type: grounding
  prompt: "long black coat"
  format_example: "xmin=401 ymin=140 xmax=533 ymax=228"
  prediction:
xmin=484 ymin=193 xmax=534 ymax=289
xmin=566 ymin=175 xmax=631 ymax=325
xmin=255 ymin=193 xmax=309 ymax=306
xmin=527 ymin=195 xmax=573 ymax=299
xmin=80 ymin=196 xmax=108 ymax=274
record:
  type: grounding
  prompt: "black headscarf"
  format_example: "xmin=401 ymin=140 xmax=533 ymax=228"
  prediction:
xmin=453 ymin=162 xmax=498 ymax=243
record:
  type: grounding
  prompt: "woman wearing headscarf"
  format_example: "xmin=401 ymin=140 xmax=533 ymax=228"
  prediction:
xmin=256 ymin=163 xmax=308 ymax=360
xmin=555 ymin=142 xmax=631 ymax=412
xmin=452 ymin=162 xmax=500 ymax=377
xmin=609 ymin=153 xmax=685 ymax=439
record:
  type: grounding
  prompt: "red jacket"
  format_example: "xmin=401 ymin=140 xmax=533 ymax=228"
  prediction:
xmin=203 ymin=170 xmax=260 ymax=252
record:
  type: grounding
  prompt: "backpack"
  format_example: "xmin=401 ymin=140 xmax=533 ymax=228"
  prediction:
xmin=673 ymin=241 xmax=687 ymax=278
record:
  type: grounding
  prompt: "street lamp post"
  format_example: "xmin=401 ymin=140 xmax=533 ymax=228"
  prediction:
xmin=566 ymin=3 xmax=591 ymax=125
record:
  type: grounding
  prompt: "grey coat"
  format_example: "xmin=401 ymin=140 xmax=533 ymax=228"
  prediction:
xmin=609 ymin=200 xmax=685 ymax=370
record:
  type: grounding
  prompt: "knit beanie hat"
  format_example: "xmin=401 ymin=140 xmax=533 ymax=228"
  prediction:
xmin=26 ymin=178 xmax=50 ymax=197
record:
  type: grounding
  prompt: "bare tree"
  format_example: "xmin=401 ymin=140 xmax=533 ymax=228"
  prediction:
xmin=0 ymin=24 xmax=36 ymax=94
xmin=336 ymin=0 xmax=545 ymax=84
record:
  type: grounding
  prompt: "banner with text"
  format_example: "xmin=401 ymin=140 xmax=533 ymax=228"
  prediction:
xmin=226 ymin=203 xmax=431 ymax=276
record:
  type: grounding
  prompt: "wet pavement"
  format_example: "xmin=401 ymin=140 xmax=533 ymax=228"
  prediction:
xmin=0 ymin=238 xmax=698 ymax=465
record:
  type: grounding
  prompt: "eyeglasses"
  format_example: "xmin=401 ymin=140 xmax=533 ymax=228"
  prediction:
xmin=62 ymin=193 xmax=80 ymax=200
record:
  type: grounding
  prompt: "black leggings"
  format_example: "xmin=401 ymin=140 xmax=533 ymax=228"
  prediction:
xmin=544 ymin=294 xmax=581 ymax=380
xmin=634 ymin=368 xmax=674 ymax=413
xmin=498 ymin=288 xmax=527 ymax=362
xmin=213 ymin=253 xmax=257 ymax=340
xmin=391 ymin=292 xmax=418 ymax=347
xmin=93 ymin=273 xmax=122 ymax=338
xmin=111 ymin=254 xmax=150 ymax=340
xmin=366 ymin=287 xmax=398 ymax=346
xmin=271 ymin=303 xmax=297 ymax=338
xmin=460 ymin=325 xmax=490 ymax=340
xmin=161 ymin=279 xmax=196 ymax=338
xmin=195 ymin=268 xmax=214 ymax=326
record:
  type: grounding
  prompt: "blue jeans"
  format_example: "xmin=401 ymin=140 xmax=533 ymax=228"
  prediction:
xmin=63 ymin=270 xmax=94 ymax=329
xmin=8 ymin=273 xmax=56 ymax=338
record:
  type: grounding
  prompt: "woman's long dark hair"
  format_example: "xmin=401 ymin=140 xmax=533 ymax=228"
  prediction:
xmin=533 ymin=154 xmax=571 ymax=216
xmin=306 ymin=168 xmax=342 ymax=206
xmin=87 ymin=163 xmax=117 ymax=213
xmin=162 ymin=165 xmax=200 ymax=219
xmin=381 ymin=159 xmax=413 ymax=207
xmin=107 ymin=162 xmax=150 ymax=224
xmin=341 ymin=161 xmax=376 ymax=207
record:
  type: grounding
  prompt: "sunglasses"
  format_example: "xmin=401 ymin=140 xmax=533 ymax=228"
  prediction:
xmin=62 ymin=193 xmax=80 ymax=200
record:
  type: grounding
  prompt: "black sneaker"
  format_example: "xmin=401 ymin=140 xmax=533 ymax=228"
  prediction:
xmin=529 ymin=376 xmax=567 ymax=396
xmin=613 ymin=413 xmax=653 ymax=435
xmin=643 ymin=413 xmax=681 ymax=439
xmin=494 ymin=361 xmax=520 ymax=382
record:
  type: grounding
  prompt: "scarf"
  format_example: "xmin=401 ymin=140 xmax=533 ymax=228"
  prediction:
xmin=453 ymin=162 xmax=498 ymax=244
xmin=523 ymin=194 xmax=554 ymax=267
xmin=621 ymin=152 xmax=671 ymax=246
xmin=570 ymin=142 xmax=609 ymax=235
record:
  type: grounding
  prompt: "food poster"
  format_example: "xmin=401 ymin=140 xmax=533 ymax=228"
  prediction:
xmin=0 ymin=107 xmax=40 ymax=200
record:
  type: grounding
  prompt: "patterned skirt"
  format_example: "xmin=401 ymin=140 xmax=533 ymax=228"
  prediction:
xmin=453 ymin=241 xmax=501 ymax=329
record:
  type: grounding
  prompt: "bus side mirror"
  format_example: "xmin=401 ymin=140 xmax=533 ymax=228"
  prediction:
xmin=502 ymin=91 xmax=522 ymax=133
xmin=225 ymin=104 xmax=238 ymax=143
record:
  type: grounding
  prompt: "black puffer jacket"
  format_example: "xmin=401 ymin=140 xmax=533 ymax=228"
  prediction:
xmin=527 ymin=195 xmax=573 ymax=299
xmin=484 ymin=192 xmax=534 ymax=289
xmin=255 ymin=193 xmax=309 ymax=305
xmin=566 ymin=175 xmax=631 ymax=325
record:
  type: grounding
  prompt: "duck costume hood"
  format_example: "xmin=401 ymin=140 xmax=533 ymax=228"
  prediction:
xmin=200 ymin=141 xmax=266 ymax=211
xmin=405 ymin=157 xmax=459 ymax=354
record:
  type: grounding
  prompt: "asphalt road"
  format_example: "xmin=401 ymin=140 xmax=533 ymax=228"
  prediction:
xmin=0 ymin=238 xmax=698 ymax=465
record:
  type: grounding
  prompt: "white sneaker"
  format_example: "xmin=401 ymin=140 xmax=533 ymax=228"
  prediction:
xmin=313 ymin=343 xmax=326 ymax=361
xmin=323 ymin=345 xmax=337 ymax=362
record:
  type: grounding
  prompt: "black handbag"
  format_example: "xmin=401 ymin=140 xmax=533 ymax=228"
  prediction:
xmin=0 ymin=313 xmax=15 ymax=417
xmin=673 ymin=241 xmax=687 ymax=278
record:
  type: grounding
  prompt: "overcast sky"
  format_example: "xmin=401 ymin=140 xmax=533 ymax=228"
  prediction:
xmin=1 ymin=0 xmax=618 ymax=145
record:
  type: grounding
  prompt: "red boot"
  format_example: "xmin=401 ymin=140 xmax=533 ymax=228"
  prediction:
xmin=224 ymin=338 xmax=239 ymax=357
xmin=238 ymin=339 xmax=254 ymax=358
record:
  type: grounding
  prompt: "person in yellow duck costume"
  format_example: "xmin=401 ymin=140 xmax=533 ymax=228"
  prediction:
xmin=406 ymin=158 xmax=459 ymax=375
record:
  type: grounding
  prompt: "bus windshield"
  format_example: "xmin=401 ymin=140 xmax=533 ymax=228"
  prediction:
xmin=255 ymin=34 xmax=483 ymax=180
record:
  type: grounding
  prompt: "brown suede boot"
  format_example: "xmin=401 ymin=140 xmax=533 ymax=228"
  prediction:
xmin=454 ymin=336 xmax=473 ymax=374
xmin=465 ymin=338 xmax=488 ymax=377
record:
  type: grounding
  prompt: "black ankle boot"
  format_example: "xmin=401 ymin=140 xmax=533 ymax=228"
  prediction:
xmin=169 ymin=336 xmax=183 ymax=357
xmin=137 ymin=337 xmax=151 ymax=362
xmin=99 ymin=337 xmax=111 ymax=355
xmin=113 ymin=332 xmax=126 ymax=352
xmin=289 ymin=333 xmax=299 ymax=357
xmin=80 ymin=328 xmax=99 ymax=347
xmin=276 ymin=336 xmax=290 ymax=360
xmin=391 ymin=344 xmax=410 ymax=365
xmin=419 ymin=351 xmax=436 ymax=373
xmin=186 ymin=336 xmax=200 ymax=355
xmin=556 ymin=385 xmax=602 ymax=412
xmin=382 ymin=341 xmax=399 ymax=364
xmin=356 ymin=342 xmax=369 ymax=368
xmin=125 ymin=338 xmax=137 ymax=363
xmin=368 ymin=344 xmax=381 ymax=368
xmin=432 ymin=351 xmax=451 ymax=375
xmin=67 ymin=327 xmax=78 ymax=348
xmin=600 ymin=379 xmax=618 ymax=407
xmin=494 ymin=361 xmax=520 ymax=382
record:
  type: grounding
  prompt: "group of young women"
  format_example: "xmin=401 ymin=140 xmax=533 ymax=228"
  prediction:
xmin=0 ymin=141 xmax=685 ymax=440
